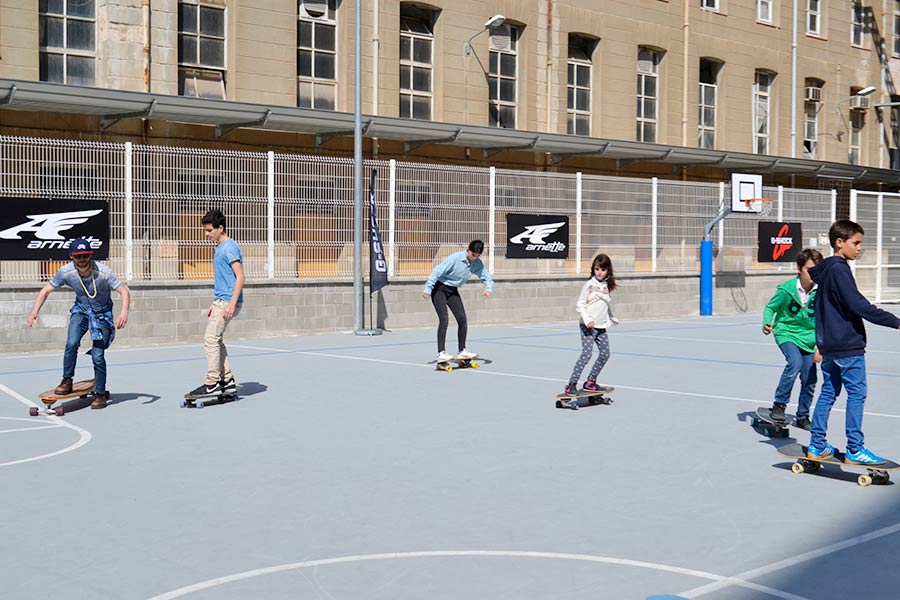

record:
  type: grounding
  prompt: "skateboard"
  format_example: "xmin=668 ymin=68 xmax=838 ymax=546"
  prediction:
xmin=555 ymin=386 xmax=615 ymax=410
xmin=435 ymin=355 xmax=480 ymax=372
xmin=751 ymin=407 xmax=791 ymax=438
xmin=31 ymin=379 xmax=95 ymax=417
xmin=777 ymin=442 xmax=900 ymax=487
xmin=181 ymin=385 xmax=242 ymax=409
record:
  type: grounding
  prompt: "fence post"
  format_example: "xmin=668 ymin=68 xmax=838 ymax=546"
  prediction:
xmin=576 ymin=172 xmax=583 ymax=275
xmin=124 ymin=141 xmax=133 ymax=281
xmin=388 ymin=159 xmax=396 ymax=277
xmin=831 ymin=189 xmax=837 ymax=224
xmin=849 ymin=189 xmax=858 ymax=276
xmin=489 ymin=166 xmax=496 ymax=273
xmin=718 ymin=181 xmax=724 ymax=268
xmin=651 ymin=177 xmax=658 ymax=273
xmin=877 ymin=193 xmax=884 ymax=303
xmin=267 ymin=151 xmax=275 ymax=280
xmin=777 ymin=185 xmax=784 ymax=221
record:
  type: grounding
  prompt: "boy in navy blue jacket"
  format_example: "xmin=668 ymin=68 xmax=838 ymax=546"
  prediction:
xmin=807 ymin=220 xmax=900 ymax=465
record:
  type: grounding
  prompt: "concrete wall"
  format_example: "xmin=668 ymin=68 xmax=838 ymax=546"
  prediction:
xmin=2 ymin=272 xmax=788 ymax=353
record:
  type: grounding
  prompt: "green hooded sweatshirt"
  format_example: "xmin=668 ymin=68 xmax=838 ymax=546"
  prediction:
xmin=762 ymin=277 xmax=817 ymax=353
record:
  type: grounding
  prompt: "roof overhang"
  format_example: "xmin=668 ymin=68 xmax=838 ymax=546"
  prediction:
xmin=2 ymin=78 xmax=898 ymax=185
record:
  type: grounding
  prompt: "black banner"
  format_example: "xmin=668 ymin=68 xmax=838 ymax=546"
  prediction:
xmin=369 ymin=169 xmax=389 ymax=294
xmin=758 ymin=222 xmax=802 ymax=263
xmin=0 ymin=199 xmax=110 ymax=260
xmin=506 ymin=213 xmax=569 ymax=258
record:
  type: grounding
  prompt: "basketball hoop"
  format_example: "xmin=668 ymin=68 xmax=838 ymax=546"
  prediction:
xmin=742 ymin=197 xmax=775 ymax=217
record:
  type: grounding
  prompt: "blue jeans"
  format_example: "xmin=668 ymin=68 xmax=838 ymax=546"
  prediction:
xmin=63 ymin=312 xmax=111 ymax=393
xmin=810 ymin=355 xmax=867 ymax=453
xmin=773 ymin=342 xmax=817 ymax=417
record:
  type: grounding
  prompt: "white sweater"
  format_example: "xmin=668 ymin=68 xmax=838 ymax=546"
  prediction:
xmin=576 ymin=277 xmax=618 ymax=329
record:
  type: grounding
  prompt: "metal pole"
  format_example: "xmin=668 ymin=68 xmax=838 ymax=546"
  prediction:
xmin=353 ymin=0 xmax=364 ymax=332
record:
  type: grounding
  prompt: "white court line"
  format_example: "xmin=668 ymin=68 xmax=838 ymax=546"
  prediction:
xmin=292 ymin=349 xmax=900 ymax=420
xmin=0 ymin=343 xmax=201 ymax=360
xmin=146 ymin=549 xmax=808 ymax=600
xmin=679 ymin=521 xmax=900 ymax=598
xmin=231 ymin=344 xmax=292 ymax=353
xmin=0 ymin=383 xmax=92 ymax=468
xmin=0 ymin=424 xmax=63 ymax=434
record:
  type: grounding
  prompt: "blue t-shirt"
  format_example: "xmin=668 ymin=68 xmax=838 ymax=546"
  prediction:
xmin=49 ymin=262 xmax=122 ymax=312
xmin=214 ymin=238 xmax=243 ymax=303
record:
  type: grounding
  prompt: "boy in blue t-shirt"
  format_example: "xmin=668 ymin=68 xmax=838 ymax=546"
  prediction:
xmin=27 ymin=238 xmax=131 ymax=409
xmin=190 ymin=209 xmax=245 ymax=397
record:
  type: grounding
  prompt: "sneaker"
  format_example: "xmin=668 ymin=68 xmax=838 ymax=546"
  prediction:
xmin=55 ymin=377 xmax=73 ymax=395
xmin=190 ymin=382 xmax=222 ymax=397
xmin=770 ymin=403 xmax=787 ymax=422
xmin=807 ymin=443 xmax=836 ymax=460
xmin=91 ymin=390 xmax=109 ymax=410
xmin=845 ymin=447 xmax=887 ymax=466
xmin=794 ymin=416 xmax=811 ymax=431
xmin=220 ymin=377 xmax=238 ymax=394
xmin=563 ymin=382 xmax=579 ymax=395
xmin=582 ymin=380 xmax=600 ymax=392
xmin=456 ymin=348 xmax=477 ymax=360
xmin=436 ymin=351 xmax=454 ymax=362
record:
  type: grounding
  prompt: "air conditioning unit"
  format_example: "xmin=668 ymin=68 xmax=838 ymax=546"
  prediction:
xmin=850 ymin=96 xmax=870 ymax=110
xmin=805 ymin=86 xmax=822 ymax=102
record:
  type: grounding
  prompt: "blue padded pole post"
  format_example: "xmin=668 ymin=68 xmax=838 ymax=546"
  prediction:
xmin=700 ymin=239 xmax=713 ymax=316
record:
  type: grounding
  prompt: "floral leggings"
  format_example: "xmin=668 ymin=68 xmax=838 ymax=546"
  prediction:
xmin=568 ymin=322 xmax=610 ymax=384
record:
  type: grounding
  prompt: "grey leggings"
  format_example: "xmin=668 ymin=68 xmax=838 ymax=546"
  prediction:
xmin=569 ymin=323 xmax=610 ymax=383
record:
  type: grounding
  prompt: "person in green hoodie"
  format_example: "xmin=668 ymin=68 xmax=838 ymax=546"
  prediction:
xmin=762 ymin=248 xmax=824 ymax=429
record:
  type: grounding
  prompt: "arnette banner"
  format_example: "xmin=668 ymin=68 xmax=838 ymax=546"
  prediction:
xmin=758 ymin=221 xmax=802 ymax=263
xmin=0 ymin=199 xmax=110 ymax=260
xmin=506 ymin=213 xmax=569 ymax=258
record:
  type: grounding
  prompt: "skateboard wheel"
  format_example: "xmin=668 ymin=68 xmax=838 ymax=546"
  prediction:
xmin=196 ymin=401 xmax=205 ymax=408
xmin=555 ymin=401 xmax=563 ymax=408
xmin=791 ymin=462 xmax=805 ymax=474
xmin=471 ymin=362 xmax=479 ymax=369
xmin=54 ymin=407 xmax=64 ymax=417
xmin=873 ymin=473 xmax=889 ymax=485
xmin=858 ymin=474 xmax=873 ymax=487
xmin=29 ymin=407 xmax=39 ymax=417
xmin=180 ymin=400 xmax=189 ymax=408
xmin=444 ymin=366 xmax=452 ymax=372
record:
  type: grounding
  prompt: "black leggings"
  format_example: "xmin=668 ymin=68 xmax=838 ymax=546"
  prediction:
xmin=431 ymin=281 xmax=467 ymax=352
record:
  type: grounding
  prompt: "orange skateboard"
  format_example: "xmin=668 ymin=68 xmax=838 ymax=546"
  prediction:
xmin=31 ymin=379 xmax=95 ymax=417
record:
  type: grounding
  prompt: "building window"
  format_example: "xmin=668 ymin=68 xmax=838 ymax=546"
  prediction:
xmin=178 ymin=1 xmax=226 ymax=98
xmin=567 ymin=36 xmax=595 ymax=136
xmin=297 ymin=0 xmax=337 ymax=110
xmin=807 ymin=0 xmax=821 ymax=35
xmin=758 ymin=0 xmax=773 ymax=23
xmin=39 ymin=0 xmax=96 ymax=86
xmin=852 ymin=2 xmax=865 ymax=47
xmin=804 ymin=80 xmax=822 ymax=159
xmin=753 ymin=70 xmax=773 ymax=155
xmin=637 ymin=48 xmax=660 ymax=143
xmin=698 ymin=59 xmax=719 ymax=150
xmin=849 ymin=109 xmax=864 ymax=165
xmin=488 ymin=24 xmax=519 ymax=129
xmin=400 ymin=5 xmax=435 ymax=120
xmin=701 ymin=0 xmax=718 ymax=10
xmin=894 ymin=1 xmax=900 ymax=56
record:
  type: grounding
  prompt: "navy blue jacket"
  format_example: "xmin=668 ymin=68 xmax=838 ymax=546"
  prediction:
xmin=809 ymin=256 xmax=900 ymax=357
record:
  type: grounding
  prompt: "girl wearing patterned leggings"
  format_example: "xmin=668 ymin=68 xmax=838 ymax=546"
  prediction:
xmin=564 ymin=254 xmax=618 ymax=395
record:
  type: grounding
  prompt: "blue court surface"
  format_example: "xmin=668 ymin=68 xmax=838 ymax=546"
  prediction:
xmin=3 ymin=312 xmax=900 ymax=600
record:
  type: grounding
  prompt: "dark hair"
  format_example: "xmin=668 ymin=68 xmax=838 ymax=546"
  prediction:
xmin=202 ymin=209 xmax=226 ymax=231
xmin=468 ymin=239 xmax=485 ymax=254
xmin=829 ymin=219 xmax=863 ymax=249
xmin=590 ymin=253 xmax=617 ymax=291
xmin=796 ymin=248 xmax=824 ymax=268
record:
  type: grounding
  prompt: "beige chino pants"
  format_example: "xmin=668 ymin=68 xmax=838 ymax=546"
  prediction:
xmin=204 ymin=299 xmax=242 ymax=385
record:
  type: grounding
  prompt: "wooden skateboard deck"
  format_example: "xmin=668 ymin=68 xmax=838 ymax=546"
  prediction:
xmin=555 ymin=386 xmax=615 ymax=410
xmin=182 ymin=385 xmax=242 ymax=409
xmin=777 ymin=443 xmax=900 ymax=487
xmin=31 ymin=379 xmax=95 ymax=417
xmin=435 ymin=355 xmax=480 ymax=372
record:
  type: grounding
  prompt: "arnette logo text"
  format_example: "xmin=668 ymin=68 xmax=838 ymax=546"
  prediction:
xmin=0 ymin=209 xmax=105 ymax=250
xmin=509 ymin=222 xmax=567 ymax=253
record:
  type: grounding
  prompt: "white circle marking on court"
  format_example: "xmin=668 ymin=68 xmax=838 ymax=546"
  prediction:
xmin=146 ymin=549 xmax=809 ymax=600
xmin=0 ymin=383 xmax=92 ymax=468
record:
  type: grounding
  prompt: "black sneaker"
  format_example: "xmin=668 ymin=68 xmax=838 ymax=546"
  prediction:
xmin=563 ymin=382 xmax=579 ymax=395
xmin=190 ymin=382 xmax=222 ymax=397
xmin=770 ymin=403 xmax=787 ymax=422
xmin=794 ymin=416 xmax=811 ymax=430
xmin=220 ymin=377 xmax=238 ymax=394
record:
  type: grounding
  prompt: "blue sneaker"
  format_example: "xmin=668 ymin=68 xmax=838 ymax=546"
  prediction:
xmin=845 ymin=448 xmax=887 ymax=466
xmin=807 ymin=443 xmax=836 ymax=459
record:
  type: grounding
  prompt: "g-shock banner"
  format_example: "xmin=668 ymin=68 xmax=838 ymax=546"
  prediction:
xmin=758 ymin=221 xmax=802 ymax=263
xmin=0 ymin=199 xmax=110 ymax=260
xmin=506 ymin=213 xmax=569 ymax=258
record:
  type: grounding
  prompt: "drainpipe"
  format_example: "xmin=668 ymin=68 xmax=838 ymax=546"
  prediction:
xmin=373 ymin=0 xmax=379 ymax=115
xmin=790 ymin=0 xmax=797 ymax=158
xmin=546 ymin=0 xmax=554 ymax=132
xmin=142 ymin=0 xmax=150 ymax=92
xmin=681 ymin=0 xmax=690 ymax=146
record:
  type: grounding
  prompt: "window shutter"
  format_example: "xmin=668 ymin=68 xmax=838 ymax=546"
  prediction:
xmin=300 ymin=0 xmax=328 ymax=19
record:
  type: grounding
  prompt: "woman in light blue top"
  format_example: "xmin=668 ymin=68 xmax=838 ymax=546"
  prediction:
xmin=422 ymin=239 xmax=494 ymax=362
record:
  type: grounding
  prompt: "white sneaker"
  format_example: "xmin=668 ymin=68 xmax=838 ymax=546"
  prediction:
xmin=437 ymin=351 xmax=454 ymax=362
xmin=456 ymin=348 xmax=477 ymax=359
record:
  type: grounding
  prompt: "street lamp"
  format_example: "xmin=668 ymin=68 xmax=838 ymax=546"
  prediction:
xmin=464 ymin=14 xmax=506 ymax=55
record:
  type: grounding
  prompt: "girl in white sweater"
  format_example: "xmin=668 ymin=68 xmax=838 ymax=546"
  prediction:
xmin=564 ymin=254 xmax=618 ymax=395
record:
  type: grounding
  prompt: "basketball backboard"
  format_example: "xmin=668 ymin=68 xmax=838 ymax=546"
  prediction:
xmin=731 ymin=173 xmax=764 ymax=213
